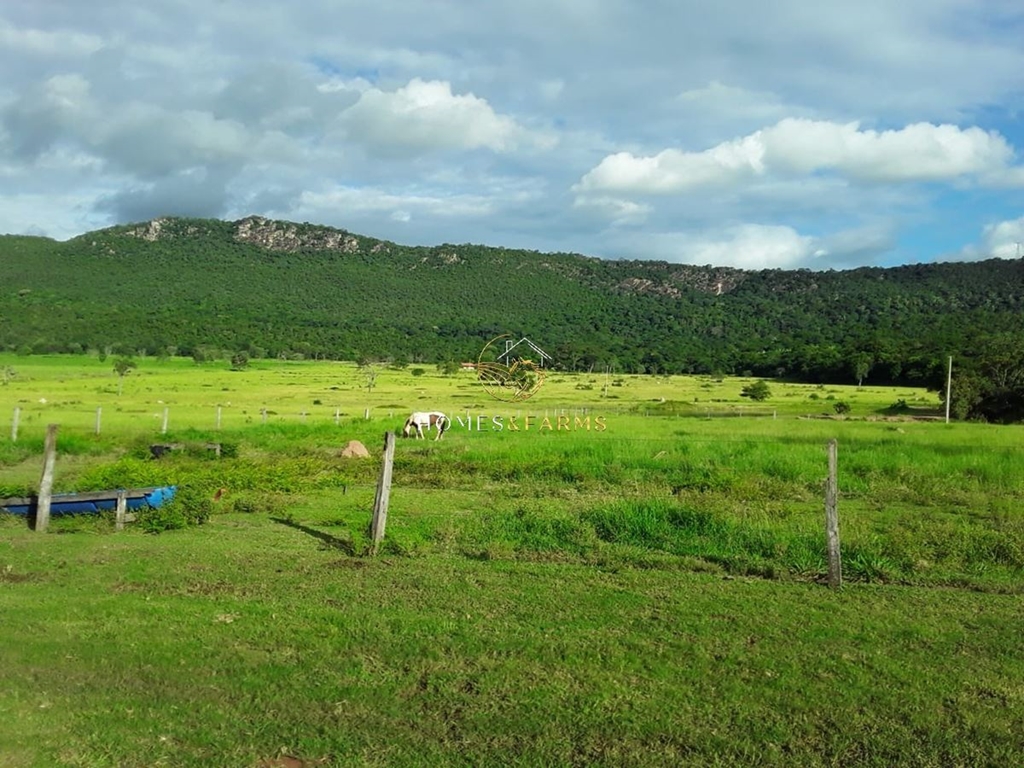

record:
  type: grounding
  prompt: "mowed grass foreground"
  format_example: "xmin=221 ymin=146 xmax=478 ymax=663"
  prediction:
xmin=3 ymin=516 xmax=1023 ymax=767
xmin=2 ymin=355 xmax=1024 ymax=766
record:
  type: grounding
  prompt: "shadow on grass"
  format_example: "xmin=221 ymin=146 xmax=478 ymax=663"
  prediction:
xmin=271 ymin=516 xmax=359 ymax=556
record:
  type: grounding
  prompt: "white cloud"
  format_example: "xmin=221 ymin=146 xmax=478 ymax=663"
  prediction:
xmin=572 ymin=195 xmax=651 ymax=225
xmin=0 ymin=19 xmax=102 ymax=57
xmin=763 ymin=119 xmax=1015 ymax=181
xmin=339 ymin=78 xmax=535 ymax=155
xmin=577 ymin=119 xmax=1022 ymax=196
xmin=295 ymin=185 xmax=497 ymax=220
xmin=961 ymin=216 xmax=1024 ymax=261
xmin=2 ymin=0 xmax=1024 ymax=269
xmin=640 ymin=224 xmax=816 ymax=269
xmin=0 ymin=190 xmax=107 ymax=240
xmin=576 ymin=134 xmax=764 ymax=195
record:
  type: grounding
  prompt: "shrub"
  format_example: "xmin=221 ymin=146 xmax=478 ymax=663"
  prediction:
xmin=411 ymin=368 xmax=426 ymax=377
xmin=740 ymin=380 xmax=771 ymax=401
xmin=139 ymin=485 xmax=212 ymax=533
xmin=833 ymin=401 xmax=851 ymax=415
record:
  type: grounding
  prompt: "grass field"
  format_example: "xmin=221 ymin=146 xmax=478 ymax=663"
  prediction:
xmin=2 ymin=354 xmax=1023 ymax=766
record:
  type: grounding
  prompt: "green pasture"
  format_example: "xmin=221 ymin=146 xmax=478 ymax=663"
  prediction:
xmin=0 ymin=352 xmax=937 ymax=439
xmin=2 ymin=354 xmax=1023 ymax=766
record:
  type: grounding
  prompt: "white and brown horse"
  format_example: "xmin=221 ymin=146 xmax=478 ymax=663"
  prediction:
xmin=402 ymin=411 xmax=450 ymax=440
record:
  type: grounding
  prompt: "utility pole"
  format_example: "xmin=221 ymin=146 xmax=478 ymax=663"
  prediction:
xmin=945 ymin=356 xmax=952 ymax=424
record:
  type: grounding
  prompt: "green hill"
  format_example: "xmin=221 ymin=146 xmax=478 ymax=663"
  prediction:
xmin=2 ymin=215 xmax=1023 ymax=386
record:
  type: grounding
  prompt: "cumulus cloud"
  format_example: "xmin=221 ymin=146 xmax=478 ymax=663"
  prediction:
xmin=2 ymin=0 xmax=1024 ymax=269
xmin=577 ymin=119 xmax=1021 ymax=196
xmin=634 ymin=224 xmax=816 ymax=270
xmin=339 ymin=78 xmax=537 ymax=155
xmin=960 ymin=216 xmax=1024 ymax=261
xmin=598 ymin=220 xmax=900 ymax=270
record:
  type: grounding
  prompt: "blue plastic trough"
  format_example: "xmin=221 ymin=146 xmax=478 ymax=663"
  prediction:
xmin=1 ymin=486 xmax=176 ymax=516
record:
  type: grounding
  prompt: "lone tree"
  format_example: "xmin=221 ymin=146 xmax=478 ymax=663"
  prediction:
xmin=740 ymin=380 xmax=772 ymax=402
xmin=113 ymin=356 xmax=137 ymax=396
xmin=358 ymin=360 xmax=379 ymax=394
xmin=230 ymin=351 xmax=250 ymax=371
xmin=852 ymin=353 xmax=873 ymax=387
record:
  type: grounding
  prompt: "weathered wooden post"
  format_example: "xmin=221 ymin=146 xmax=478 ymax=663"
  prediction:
xmin=370 ymin=431 xmax=396 ymax=555
xmin=114 ymin=489 xmax=127 ymax=532
xmin=334 ymin=407 xmax=340 ymax=426
xmin=35 ymin=424 xmax=59 ymax=532
xmin=161 ymin=407 xmax=169 ymax=435
xmin=301 ymin=410 xmax=307 ymax=424
xmin=216 ymin=406 xmax=222 ymax=430
xmin=95 ymin=406 xmax=102 ymax=435
xmin=825 ymin=438 xmax=842 ymax=588
xmin=364 ymin=407 xmax=370 ymax=420
xmin=11 ymin=406 xmax=20 ymax=442
xmin=261 ymin=408 xmax=268 ymax=425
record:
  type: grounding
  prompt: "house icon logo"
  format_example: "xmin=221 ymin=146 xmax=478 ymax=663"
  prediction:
xmin=475 ymin=335 xmax=550 ymax=402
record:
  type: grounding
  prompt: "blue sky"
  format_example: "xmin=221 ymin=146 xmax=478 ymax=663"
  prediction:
xmin=1 ymin=0 xmax=1023 ymax=269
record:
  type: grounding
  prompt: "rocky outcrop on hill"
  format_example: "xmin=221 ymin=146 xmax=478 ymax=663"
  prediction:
xmin=233 ymin=216 xmax=362 ymax=253
xmin=612 ymin=264 xmax=749 ymax=296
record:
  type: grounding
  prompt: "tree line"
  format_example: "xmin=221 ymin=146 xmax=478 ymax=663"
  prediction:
xmin=2 ymin=217 xmax=1023 ymax=419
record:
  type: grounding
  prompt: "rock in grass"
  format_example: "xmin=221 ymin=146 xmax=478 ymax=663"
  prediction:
xmin=338 ymin=440 xmax=370 ymax=458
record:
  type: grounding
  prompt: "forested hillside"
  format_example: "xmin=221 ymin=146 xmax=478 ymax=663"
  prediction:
xmin=2 ymin=215 xmax=1023 ymax=395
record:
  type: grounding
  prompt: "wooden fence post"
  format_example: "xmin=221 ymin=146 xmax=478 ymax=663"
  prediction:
xmin=35 ymin=424 xmax=59 ymax=533
xmin=364 ymin=408 xmax=370 ymax=420
xmin=161 ymin=407 xmax=169 ymax=435
xmin=11 ymin=406 xmax=20 ymax=442
xmin=95 ymin=406 xmax=102 ymax=435
xmin=216 ymin=406 xmax=222 ymax=430
xmin=114 ymin=489 xmax=127 ymax=532
xmin=334 ymin=408 xmax=340 ymax=426
xmin=261 ymin=408 xmax=267 ymax=425
xmin=825 ymin=438 xmax=842 ymax=588
xmin=370 ymin=431 xmax=396 ymax=555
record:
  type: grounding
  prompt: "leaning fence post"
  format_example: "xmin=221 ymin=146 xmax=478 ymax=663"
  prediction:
xmin=35 ymin=424 xmax=59 ymax=533
xmin=825 ymin=438 xmax=842 ymax=588
xmin=11 ymin=406 xmax=20 ymax=442
xmin=370 ymin=431 xmax=396 ymax=555
xmin=114 ymin=489 xmax=127 ymax=532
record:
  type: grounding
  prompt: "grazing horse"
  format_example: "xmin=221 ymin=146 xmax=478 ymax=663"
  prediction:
xmin=402 ymin=411 xmax=449 ymax=440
